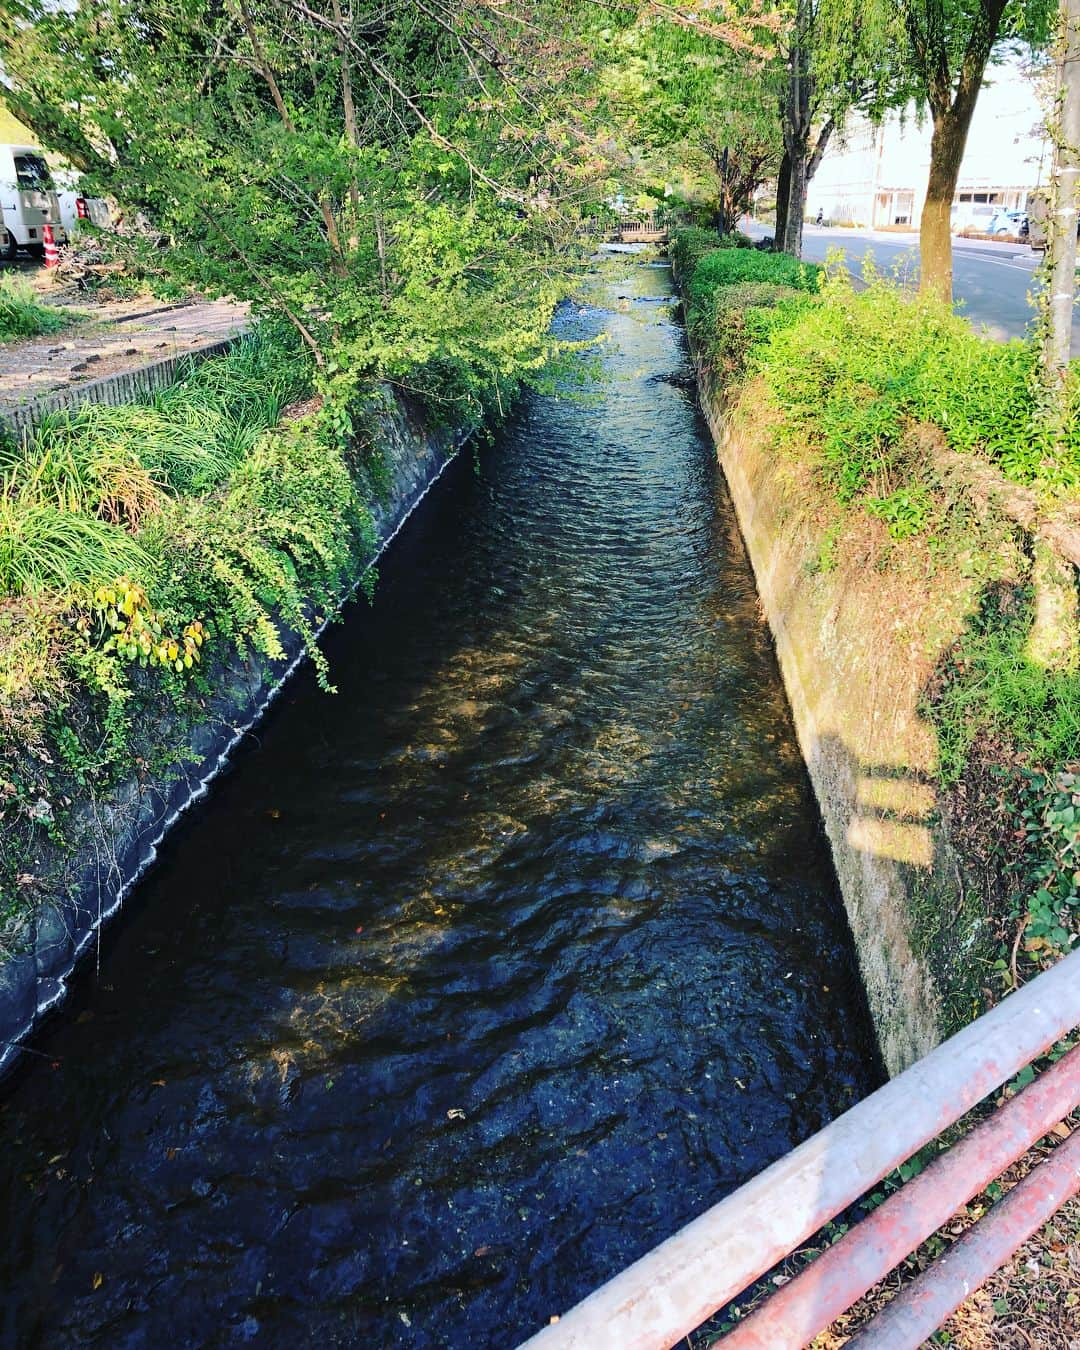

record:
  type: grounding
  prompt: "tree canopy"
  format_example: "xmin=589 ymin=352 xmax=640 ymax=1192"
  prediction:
xmin=1 ymin=0 xmax=612 ymax=418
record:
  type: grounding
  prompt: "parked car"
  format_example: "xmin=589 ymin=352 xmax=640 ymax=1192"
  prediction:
xmin=0 ymin=145 xmax=68 ymax=260
xmin=57 ymin=189 xmax=113 ymax=238
xmin=950 ymin=203 xmax=996 ymax=233
xmin=988 ymin=209 xmax=1028 ymax=236
xmin=1024 ymin=191 xmax=1080 ymax=250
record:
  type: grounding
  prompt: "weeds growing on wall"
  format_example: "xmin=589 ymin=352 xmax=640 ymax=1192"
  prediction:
xmin=674 ymin=229 xmax=1080 ymax=991
xmin=0 ymin=324 xmax=398 ymax=934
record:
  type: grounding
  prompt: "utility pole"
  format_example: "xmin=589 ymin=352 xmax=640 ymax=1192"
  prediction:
xmin=1030 ymin=0 xmax=1080 ymax=672
xmin=1044 ymin=0 xmax=1080 ymax=395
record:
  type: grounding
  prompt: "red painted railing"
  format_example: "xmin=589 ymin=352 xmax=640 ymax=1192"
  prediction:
xmin=518 ymin=948 xmax=1080 ymax=1350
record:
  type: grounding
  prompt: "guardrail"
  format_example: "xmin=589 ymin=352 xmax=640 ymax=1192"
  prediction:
xmin=518 ymin=948 xmax=1080 ymax=1350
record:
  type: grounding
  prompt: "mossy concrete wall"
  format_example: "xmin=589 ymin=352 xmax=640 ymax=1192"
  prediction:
xmin=0 ymin=389 xmax=466 ymax=1078
xmin=691 ymin=359 xmax=995 ymax=1076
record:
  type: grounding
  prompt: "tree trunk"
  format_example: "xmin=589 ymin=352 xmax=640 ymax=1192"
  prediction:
xmin=1044 ymin=0 xmax=1080 ymax=400
xmin=783 ymin=142 xmax=808 ymax=256
xmin=780 ymin=6 xmax=812 ymax=259
xmin=919 ymin=109 xmax=972 ymax=300
xmin=774 ymin=151 xmax=791 ymax=249
xmin=917 ymin=1 xmax=1009 ymax=301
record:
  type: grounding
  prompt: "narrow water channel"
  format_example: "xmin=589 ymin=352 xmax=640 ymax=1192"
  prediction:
xmin=0 ymin=258 xmax=881 ymax=1348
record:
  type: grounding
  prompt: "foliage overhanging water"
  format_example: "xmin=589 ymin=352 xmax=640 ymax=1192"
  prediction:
xmin=0 ymin=258 xmax=881 ymax=1348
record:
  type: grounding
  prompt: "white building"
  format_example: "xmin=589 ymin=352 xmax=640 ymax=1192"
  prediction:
xmin=806 ymin=59 xmax=1050 ymax=231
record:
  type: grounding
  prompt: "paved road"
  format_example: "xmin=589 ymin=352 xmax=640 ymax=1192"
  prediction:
xmin=749 ymin=224 xmax=1077 ymax=347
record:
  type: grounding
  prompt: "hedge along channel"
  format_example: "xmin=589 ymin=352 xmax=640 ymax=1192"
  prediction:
xmin=671 ymin=228 xmax=1080 ymax=1068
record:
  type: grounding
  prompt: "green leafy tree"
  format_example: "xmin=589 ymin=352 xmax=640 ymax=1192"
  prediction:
xmin=773 ymin=0 xmax=895 ymax=256
xmin=0 ymin=0 xmax=605 ymax=418
xmin=601 ymin=0 xmax=893 ymax=256
xmin=893 ymin=0 xmax=1056 ymax=298
xmin=600 ymin=18 xmax=784 ymax=227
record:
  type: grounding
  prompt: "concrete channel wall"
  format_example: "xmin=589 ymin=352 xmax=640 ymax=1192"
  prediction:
xmin=0 ymin=389 xmax=467 ymax=1078
xmin=687 ymin=341 xmax=963 ymax=1075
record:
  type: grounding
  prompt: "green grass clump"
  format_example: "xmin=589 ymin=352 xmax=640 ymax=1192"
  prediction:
xmin=0 ymin=276 xmax=69 ymax=341
xmin=0 ymin=323 xmax=315 ymax=599
xmin=0 ymin=496 xmax=152 ymax=595
xmin=933 ymin=589 xmax=1080 ymax=784
xmin=0 ymin=324 xmax=313 ymax=600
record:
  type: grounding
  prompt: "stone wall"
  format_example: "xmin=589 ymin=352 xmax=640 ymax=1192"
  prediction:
xmin=690 ymin=353 xmax=978 ymax=1075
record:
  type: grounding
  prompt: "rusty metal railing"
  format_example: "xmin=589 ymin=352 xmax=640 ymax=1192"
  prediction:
xmin=517 ymin=948 xmax=1080 ymax=1350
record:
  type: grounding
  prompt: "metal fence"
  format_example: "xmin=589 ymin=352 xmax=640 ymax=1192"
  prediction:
xmin=518 ymin=949 xmax=1080 ymax=1350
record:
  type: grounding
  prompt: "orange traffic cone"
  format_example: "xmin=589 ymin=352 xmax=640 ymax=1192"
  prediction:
xmin=43 ymin=224 xmax=60 ymax=269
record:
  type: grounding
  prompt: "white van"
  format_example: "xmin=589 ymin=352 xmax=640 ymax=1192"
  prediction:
xmin=57 ymin=189 xmax=113 ymax=238
xmin=0 ymin=145 xmax=68 ymax=260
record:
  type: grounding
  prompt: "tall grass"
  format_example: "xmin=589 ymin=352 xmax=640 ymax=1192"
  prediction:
xmin=0 ymin=324 xmax=312 ymax=595
xmin=0 ymin=495 xmax=152 ymax=594
xmin=0 ymin=277 xmax=68 ymax=342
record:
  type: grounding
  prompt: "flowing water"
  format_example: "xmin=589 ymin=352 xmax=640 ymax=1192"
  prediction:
xmin=0 ymin=258 xmax=881 ymax=1348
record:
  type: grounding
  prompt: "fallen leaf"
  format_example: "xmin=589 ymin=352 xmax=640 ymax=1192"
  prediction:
xmin=92 ymin=1272 xmax=103 ymax=1291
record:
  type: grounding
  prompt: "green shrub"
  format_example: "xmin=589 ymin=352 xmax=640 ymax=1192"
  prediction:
xmin=759 ymin=277 xmax=1077 ymax=494
xmin=0 ymin=277 xmax=69 ymax=342
xmin=688 ymin=245 xmax=822 ymax=304
xmin=673 ymin=230 xmax=1078 ymax=495
xmin=668 ymin=227 xmax=757 ymax=279
xmin=668 ymin=227 xmax=722 ymax=280
xmin=148 ymin=408 xmax=372 ymax=691
xmin=1011 ymin=766 xmax=1080 ymax=960
xmin=687 ymin=280 xmax=815 ymax=379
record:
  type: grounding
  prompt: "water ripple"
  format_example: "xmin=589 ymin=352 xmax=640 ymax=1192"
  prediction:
xmin=0 ymin=257 xmax=881 ymax=1349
